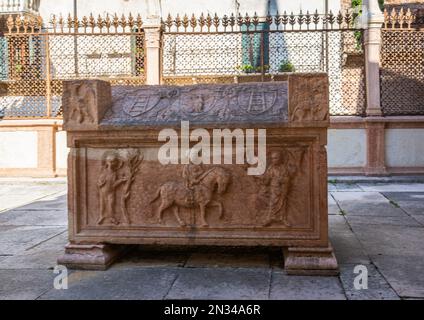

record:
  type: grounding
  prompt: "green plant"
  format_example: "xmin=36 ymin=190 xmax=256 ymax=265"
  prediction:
xmin=279 ymin=61 xmax=295 ymax=72
xmin=339 ymin=210 xmax=347 ymax=216
xmin=237 ymin=64 xmax=256 ymax=74
xmin=351 ymin=0 xmax=384 ymax=49
xmin=390 ymin=200 xmax=400 ymax=208
xmin=255 ymin=64 xmax=270 ymax=73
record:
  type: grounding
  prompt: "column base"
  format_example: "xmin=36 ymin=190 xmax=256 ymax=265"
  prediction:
xmin=283 ymin=243 xmax=339 ymax=276
xmin=365 ymin=167 xmax=389 ymax=177
xmin=57 ymin=243 xmax=129 ymax=270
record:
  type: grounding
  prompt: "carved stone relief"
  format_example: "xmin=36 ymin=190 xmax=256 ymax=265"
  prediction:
xmin=103 ymin=83 xmax=289 ymax=125
xmin=255 ymin=148 xmax=307 ymax=227
xmin=150 ymin=165 xmax=232 ymax=227
xmin=90 ymin=146 xmax=311 ymax=230
xmin=290 ymin=76 xmax=329 ymax=122
xmin=64 ymin=82 xmax=97 ymax=124
xmin=97 ymin=149 xmax=143 ymax=225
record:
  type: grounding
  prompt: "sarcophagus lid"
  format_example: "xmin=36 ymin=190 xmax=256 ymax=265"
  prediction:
xmin=63 ymin=73 xmax=329 ymax=130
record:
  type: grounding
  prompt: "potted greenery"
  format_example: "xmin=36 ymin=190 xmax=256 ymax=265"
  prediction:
xmin=237 ymin=64 xmax=256 ymax=74
xmin=279 ymin=61 xmax=295 ymax=73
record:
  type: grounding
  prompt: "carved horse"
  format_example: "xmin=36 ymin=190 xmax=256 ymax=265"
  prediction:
xmin=150 ymin=167 xmax=231 ymax=227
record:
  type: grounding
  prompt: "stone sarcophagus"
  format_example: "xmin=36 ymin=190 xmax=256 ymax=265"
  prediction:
xmin=58 ymin=73 xmax=338 ymax=275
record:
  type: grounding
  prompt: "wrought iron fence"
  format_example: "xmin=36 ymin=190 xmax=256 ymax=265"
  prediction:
xmin=381 ymin=8 xmax=424 ymax=116
xmin=161 ymin=11 xmax=367 ymax=116
xmin=0 ymin=13 xmax=145 ymax=118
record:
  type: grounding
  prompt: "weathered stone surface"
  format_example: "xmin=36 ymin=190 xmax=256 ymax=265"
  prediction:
xmin=166 ymin=268 xmax=271 ymax=300
xmin=58 ymin=244 xmax=129 ymax=271
xmin=0 ymin=270 xmax=56 ymax=300
xmin=0 ymin=186 xmax=66 ymax=212
xmin=371 ymin=255 xmax=424 ymax=298
xmin=61 ymin=76 xmax=335 ymax=274
xmin=63 ymin=80 xmax=112 ymax=131
xmin=270 ymin=271 xmax=346 ymax=300
xmin=332 ymin=183 xmax=363 ymax=192
xmin=346 ymin=215 xmax=422 ymax=227
xmin=104 ymin=83 xmax=289 ymax=126
xmin=12 ymin=194 xmax=67 ymax=212
xmin=40 ymin=268 xmax=178 ymax=300
xmin=329 ymin=216 xmax=370 ymax=265
xmin=283 ymin=244 xmax=339 ymax=276
xmin=358 ymin=183 xmax=424 ymax=192
xmin=0 ymin=232 xmax=67 ymax=270
xmin=382 ymin=192 xmax=424 ymax=202
xmin=328 ymin=194 xmax=340 ymax=215
xmin=0 ymin=226 xmax=66 ymax=255
xmin=339 ymin=264 xmax=399 ymax=300
xmin=332 ymin=192 xmax=407 ymax=217
xmin=396 ymin=201 xmax=424 ymax=215
xmin=0 ymin=209 xmax=67 ymax=226
xmin=351 ymin=224 xmax=424 ymax=257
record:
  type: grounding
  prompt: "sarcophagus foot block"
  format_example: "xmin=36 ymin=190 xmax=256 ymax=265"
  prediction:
xmin=58 ymin=244 xmax=129 ymax=270
xmin=60 ymin=74 xmax=338 ymax=275
xmin=283 ymin=244 xmax=339 ymax=276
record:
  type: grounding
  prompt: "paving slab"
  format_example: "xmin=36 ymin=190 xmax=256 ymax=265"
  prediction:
xmin=371 ymin=255 xmax=424 ymax=298
xmin=396 ymin=201 xmax=424 ymax=216
xmin=332 ymin=183 xmax=363 ymax=192
xmin=166 ymin=268 xmax=271 ymax=300
xmin=332 ymin=191 xmax=389 ymax=203
xmin=0 ymin=195 xmax=46 ymax=212
xmin=0 ymin=232 xmax=67 ymax=270
xmin=346 ymin=215 xmax=422 ymax=227
xmin=358 ymin=183 xmax=424 ymax=192
xmin=382 ymin=192 xmax=424 ymax=202
xmin=0 ymin=226 xmax=66 ymax=255
xmin=329 ymin=216 xmax=370 ymax=265
xmin=40 ymin=268 xmax=178 ymax=300
xmin=328 ymin=194 xmax=340 ymax=215
xmin=410 ymin=215 xmax=424 ymax=225
xmin=332 ymin=192 xmax=408 ymax=217
xmin=0 ymin=209 xmax=67 ymax=227
xmin=0 ymin=185 xmax=65 ymax=196
xmin=339 ymin=264 xmax=399 ymax=300
xmin=11 ymin=194 xmax=67 ymax=212
xmin=351 ymin=224 xmax=424 ymax=258
xmin=270 ymin=271 xmax=346 ymax=300
xmin=0 ymin=269 xmax=56 ymax=300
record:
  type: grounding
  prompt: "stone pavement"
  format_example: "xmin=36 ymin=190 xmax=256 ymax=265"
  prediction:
xmin=0 ymin=178 xmax=423 ymax=300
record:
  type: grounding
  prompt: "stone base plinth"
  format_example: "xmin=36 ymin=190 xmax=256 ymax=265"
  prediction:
xmin=57 ymin=243 xmax=128 ymax=270
xmin=283 ymin=244 xmax=339 ymax=276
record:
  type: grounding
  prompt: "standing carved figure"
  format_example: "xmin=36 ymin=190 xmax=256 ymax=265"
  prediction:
xmin=260 ymin=151 xmax=299 ymax=227
xmin=97 ymin=151 xmax=128 ymax=225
